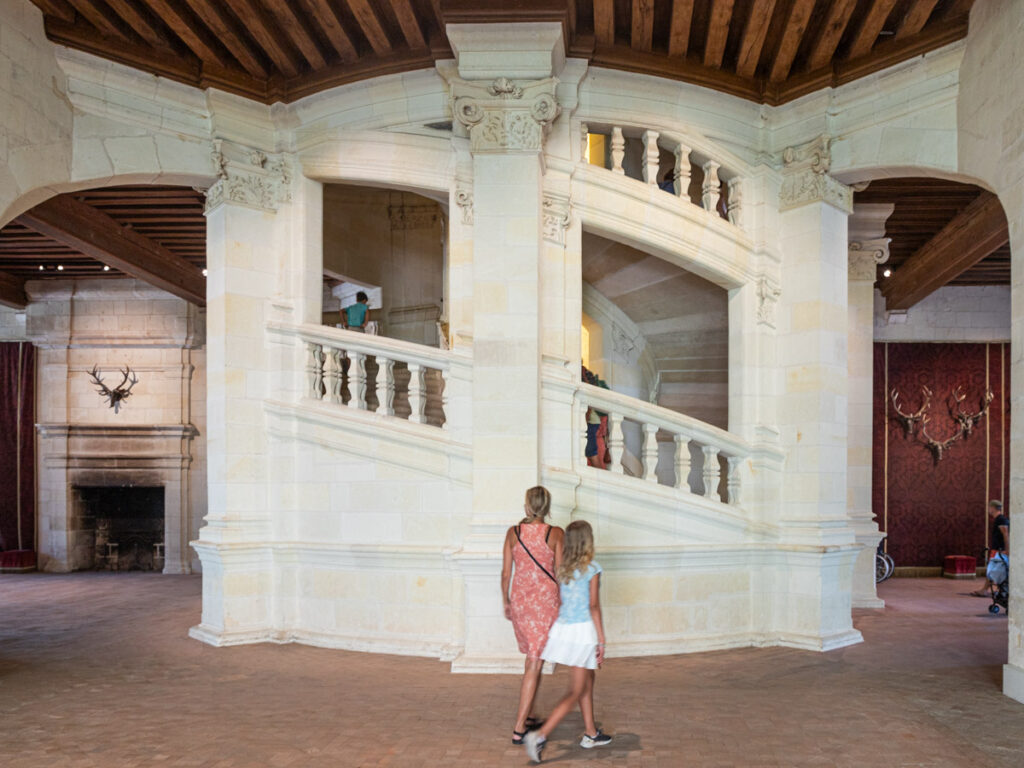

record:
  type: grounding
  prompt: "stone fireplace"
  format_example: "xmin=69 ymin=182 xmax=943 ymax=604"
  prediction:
xmin=74 ymin=486 xmax=164 ymax=571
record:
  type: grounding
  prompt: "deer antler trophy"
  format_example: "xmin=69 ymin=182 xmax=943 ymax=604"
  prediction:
xmin=890 ymin=386 xmax=931 ymax=436
xmin=88 ymin=365 xmax=139 ymax=414
xmin=890 ymin=383 xmax=994 ymax=463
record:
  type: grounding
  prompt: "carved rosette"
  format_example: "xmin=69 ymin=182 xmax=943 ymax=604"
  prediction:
xmin=848 ymin=238 xmax=891 ymax=281
xmin=451 ymin=76 xmax=561 ymax=153
xmin=542 ymin=195 xmax=571 ymax=246
xmin=454 ymin=186 xmax=473 ymax=226
xmin=205 ymin=139 xmax=293 ymax=214
xmin=756 ymin=276 xmax=782 ymax=328
xmin=779 ymin=135 xmax=852 ymax=214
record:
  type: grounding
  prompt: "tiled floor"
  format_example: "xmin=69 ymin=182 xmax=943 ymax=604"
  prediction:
xmin=1 ymin=573 xmax=1022 ymax=767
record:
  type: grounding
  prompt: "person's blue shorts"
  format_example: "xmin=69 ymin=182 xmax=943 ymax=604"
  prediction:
xmin=585 ymin=423 xmax=599 ymax=457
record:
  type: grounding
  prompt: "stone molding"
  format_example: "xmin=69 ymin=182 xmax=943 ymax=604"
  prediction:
xmin=756 ymin=275 xmax=782 ymax=328
xmin=779 ymin=135 xmax=852 ymax=213
xmin=848 ymin=238 xmax=891 ymax=280
xmin=451 ymin=76 xmax=560 ymax=153
xmin=542 ymin=195 xmax=571 ymax=245
xmin=205 ymin=139 xmax=292 ymax=214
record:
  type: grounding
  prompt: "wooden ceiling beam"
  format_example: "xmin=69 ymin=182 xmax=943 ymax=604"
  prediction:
xmin=265 ymin=0 xmax=328 ymax=69
xmin=631 ymin=0 xmax=654 ymax=52
xmin=296 ymin=0 xmax=361 ymax=61
xmin=101 ymin=0 xmax=168 ymax=49
xmin=14 ymin=196 xmax=206 ymax=306
xmin=32 ymin=0 xmax=76 ymax=23
xmin=0 ymin=271 xmax=28 ymax=310
xmin=594 ymin=0 xmax=615 ymax=46
xmin=64 ymin=0 xmax=129 ymax=40
xmin=896 ymin=0 xmax=939 ymax=38
xmin=735 ymin=0 xmax=776 ymax=78
xmin=180 ymin=0 xmax=270 ymax=78
xmin=881 ymin=192 xmax=1009 ymax=310
xmin=846 ymin=0 xmax=899 ymax=60
xmin=389 ymin=0 xmax=427 ymax=49
xmin=704 ymin=0 xmax=735 ymax=68
xmin=668 ymin=0 xmax=695 ymax=57
xmin=349 ymin=0 xmax=392 ymax=56
xmin=145 ymin=0 xmax=233 ymax=69
xmin=226 ymin=0 xmax=303 ymax=77
xmin=767 ymin=0 xmax=815 ymax=82
xmin=806 ymin=0 xmax=857 ymax=71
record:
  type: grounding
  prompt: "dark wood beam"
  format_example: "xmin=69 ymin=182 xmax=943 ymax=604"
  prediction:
xmin=846 ymin=0 xmax=899 ymax=60
xmin=145 ymin=0 xmax=233 ymax=68
xmin=667 ymin=0 xmax=695 ymax=57
xmin=631 ymin=0 xmax=654 ymax=51
xmin=0 ymin=271 xmax=28 ymax=309
xmin=14 ymin=196 xmax=206 ymax=306
xmin=896 ymin=0 xmax=939 ymax=38
xmin=101 ymin=0 xmax=168 ymax=49
xmin=389 ymin=0 xmax=427 ymax=49
xmin=594 ymin=0 xmax=615 ymax=46
xmin=703 ymin=0 xmax=735 ymax=68
xmin=181 ymin=0 xmax=270 ymax=78
xmin=64 ymin=0 xmax=129 ymax=40
xmin=806 ymin=0 xmax=857 ymax=71
xmin=767 ymin=0 xmax=814 ymax=82
xmin=298 ymin=0 xmax=358 ymax=62
xmin=735 ymin=0 xmax=776 ymax=78
xmin=32 ymin=0 xmax=76 ymax=24
xmin=881 ymin=192 xmax=1009 ymax=310
xmin=349 ymin=0 xmax=392 ymax=56
xmin=265 ymin=0 xmax=328 ymax=69
xmin=226 ymin=0 xmax=303 ymax=77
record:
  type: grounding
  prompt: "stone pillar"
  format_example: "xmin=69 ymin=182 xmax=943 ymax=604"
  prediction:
xmin=190 ymin=140 xmax=292 ymax=645
xmin=773 ymin=136 xmax=861 ymax=649
xmin=443 ymin=22 xmax=564 ymax=671
xmin=847 ymin=205 xmax=893 ymax=609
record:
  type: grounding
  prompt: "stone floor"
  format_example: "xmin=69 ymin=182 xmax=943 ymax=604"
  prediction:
xmin=1 ymin=574 xmax=1022 ymax=767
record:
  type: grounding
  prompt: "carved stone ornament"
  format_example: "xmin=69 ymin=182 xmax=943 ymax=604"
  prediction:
xmin=542 ymin=196 xmax=571 ymax=245
xmin=779 ymin=135 xmax=852 ymax=214
xmin=610 ymin=323 xmax=639 ymax=364
xmin=389 ymin=204 xmax=439 ymax=231
xmin=451 ymin=76 xmax=560 ymax=153
xmin=455 ymin=187 xmax=473 ymax=226
xmin=848 ymin=238 xmax=891 ymax=281
xmin=205 ymin=139 xmax=293 ymax=214
xmin=756 ymin=276 xmax=781 ymax=328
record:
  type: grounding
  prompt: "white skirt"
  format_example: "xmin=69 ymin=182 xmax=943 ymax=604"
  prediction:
xmin=541 ymin=619 xmax=598 ymax=670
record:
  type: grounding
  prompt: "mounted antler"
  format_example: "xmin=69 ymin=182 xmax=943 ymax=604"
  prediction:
xmin=952 ymin=385 xmax=994 ymax=436
xmin=890 ymin=385 xmax=931 ymax=436
xmin=88 ymin=365 xmax=139 ymax=414
xmin=920 ymin=414 xmax=962 ymax=464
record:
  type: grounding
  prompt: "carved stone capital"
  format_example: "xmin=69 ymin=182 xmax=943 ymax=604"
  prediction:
xmin=542 ymin=195 xmax=571 ymax=246
xmin=848 ymin=238 xmax=891 ymax=281
xmin=205 ymin=139 xmax=292 ymax=214
xmin=779 ymin=135 xmax=852 ymax=213
xmin=756 ymin=276 xmax=781 ymax=329
xmin=450 ymin=76 xmax=560 ymax=153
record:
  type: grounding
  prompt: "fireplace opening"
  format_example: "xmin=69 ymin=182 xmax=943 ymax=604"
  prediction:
xmin=74 ymin=487 xmax=165 ymax=572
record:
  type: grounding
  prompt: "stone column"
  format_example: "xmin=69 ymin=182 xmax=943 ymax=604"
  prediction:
xmin=190 ymin=140 xmax=292 ymax=645
xmin=773 ymin=136 xmax=861 ymax=649
xmin=444 ymin=22 xmax=564 ymax=671
xmin=847 ymin=205 xmax=893 ymax=608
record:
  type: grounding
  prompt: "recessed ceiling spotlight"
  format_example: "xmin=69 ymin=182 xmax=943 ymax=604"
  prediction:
xmin=103 ymin=265 xmax=110 ymax=271
xmin=882 ymin=268 xmax=892 ymax=278
xmin=57 ymin=264 xmax=64 ymax=271
xmin=38 ymin=265 xmax=44 ymax=271
xmin=202 ymin=268 xmax=208 ymax=277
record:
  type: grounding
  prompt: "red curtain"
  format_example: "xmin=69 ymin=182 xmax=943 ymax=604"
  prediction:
xmin=0 ymin=342 xmax=35 ymax=552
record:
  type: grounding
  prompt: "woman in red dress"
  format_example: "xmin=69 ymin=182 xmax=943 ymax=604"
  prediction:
xmin=501 ymin=485 xmax=564 ymax=745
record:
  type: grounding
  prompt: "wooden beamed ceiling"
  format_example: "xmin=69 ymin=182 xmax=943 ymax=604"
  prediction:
xmin=28 ymin=0 xmax=975 ymax=105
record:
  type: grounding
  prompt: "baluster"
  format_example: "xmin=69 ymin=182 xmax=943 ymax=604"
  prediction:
xmin=608 ymin=413 xmax=624 ymax=473
xmin=642 ymin=423 xmax=659 ymax=482
xmin=727 ymin=177 xmax=743 ymax=228
xmin=727 ymin=456 xmax=743 ymax=505
xmin=674 ymin=435 xmax=692 ymax=492
xmin=326 ymin=348 xmax=343 ymax=404
xmin=350 ymin=352 xmax=367 ymax=410
xmin=674 ymin=143 xmax=691 ymax=198
xmin=702 ymin=446 xmax=721 ymax=500
xmin=642 ymin=130 xmax=660 ymax=185
xmin=611 ymin=127 xmax=625 ymax=174
xmin=439 ymin=367 xmax=450 ymax=430
xmin=306 ymin=343 xmax=324 ymax=400
xmin=375 ymin=355 xmax=395 ymax=416
xmin=702 ymin=160 xmax=721 ymax=212
xmin=580 ymin=122 xmax=589 ymax=162
xmin=408 ymin=363 xmax=427 ymax=423
xmin=579 ymin=400 xmax=589 ymax=468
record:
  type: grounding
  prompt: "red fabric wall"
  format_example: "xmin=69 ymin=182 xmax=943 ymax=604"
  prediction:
xmin=0 ymin=342 xmax=35 ymax=552
xmin=872 ymin=343 xmax=1010 ymax=568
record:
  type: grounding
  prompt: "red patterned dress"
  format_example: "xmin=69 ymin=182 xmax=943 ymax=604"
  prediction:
xmin=509 ymin=523 xmax=560 ymax=659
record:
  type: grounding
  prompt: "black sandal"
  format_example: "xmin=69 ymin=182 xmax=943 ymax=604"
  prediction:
xmin=512 ymin=730 xmax=527 ymax=745
xmin=525 ymin=717 xmax=546 ymax=729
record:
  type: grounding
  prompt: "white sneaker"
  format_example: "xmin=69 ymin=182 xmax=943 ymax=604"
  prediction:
xmin=523 ymin=730 xmax=546 ymax=763
xmin=580 ymin=730 xmax=612 ymax=748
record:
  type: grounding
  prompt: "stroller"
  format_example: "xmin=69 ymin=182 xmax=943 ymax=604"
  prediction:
xmin=984 ymin=549 xmax=1009 ymax=615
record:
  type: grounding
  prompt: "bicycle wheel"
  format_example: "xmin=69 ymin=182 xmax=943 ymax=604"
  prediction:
xmin=882 ymin=553 xmax=895 ymax=582
xmin=875 ymin=553 xmax=888 ymax=583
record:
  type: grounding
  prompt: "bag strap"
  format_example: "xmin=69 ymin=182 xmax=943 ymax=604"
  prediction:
xmin=514 ymin=525 xmax=557 ymax=584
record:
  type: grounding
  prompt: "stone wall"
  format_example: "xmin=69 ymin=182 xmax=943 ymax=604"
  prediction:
xmin=874 ymin=286 xmax=1011 ymax=343
xmin=0 ymin=304 xmax=26 ymax=340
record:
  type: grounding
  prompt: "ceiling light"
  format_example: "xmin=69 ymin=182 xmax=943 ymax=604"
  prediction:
xmin=882 ymin=268 xmax=892 ymax=278
xmin=202 ymin=268 xmax=208 ymax=277
xmin=57 ymin=264 xmax=64 ymax=271
xmin=38 ymin=265 xmax=44 ymax=271
xmin=103 ymin=265 xmax=110 ymax=271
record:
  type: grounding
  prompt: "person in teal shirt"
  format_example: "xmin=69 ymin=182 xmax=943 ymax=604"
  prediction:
xmin=341 ymin=291 xmax=369 ymax=332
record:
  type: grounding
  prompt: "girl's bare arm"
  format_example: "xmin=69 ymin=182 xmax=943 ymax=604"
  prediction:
xmin=501 ymin=528 xmax=514 ymax=619
xmin=589 ymin=572 xmax=605 ymax=665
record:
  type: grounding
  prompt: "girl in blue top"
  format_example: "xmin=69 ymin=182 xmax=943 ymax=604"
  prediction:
xmin=524 ymin=520 xmax=611 ymax=762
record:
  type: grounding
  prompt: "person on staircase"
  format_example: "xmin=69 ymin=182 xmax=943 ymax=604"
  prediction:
xmin=340 ymin=291 xmax=369 ymax=332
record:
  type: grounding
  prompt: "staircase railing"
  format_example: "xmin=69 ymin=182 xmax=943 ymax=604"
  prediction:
xmin=575 ymin=381 xmax=750 ymax=505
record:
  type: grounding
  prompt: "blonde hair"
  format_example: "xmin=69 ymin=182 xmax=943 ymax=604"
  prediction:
xmin=558 ymin=520 xmax=595 ymax=583
xmin=520 ymin=486 xmax=551 ymax=524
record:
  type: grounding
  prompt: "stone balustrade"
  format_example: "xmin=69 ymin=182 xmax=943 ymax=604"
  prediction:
xmin=579 ymin=122 xmax=746 ymax=230
xmin=577 ymin=381 xmax=749 ymax=505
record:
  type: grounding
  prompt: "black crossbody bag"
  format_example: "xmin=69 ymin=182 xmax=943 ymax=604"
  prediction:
xmin=514 ymin=525 xmax=558 ymax=584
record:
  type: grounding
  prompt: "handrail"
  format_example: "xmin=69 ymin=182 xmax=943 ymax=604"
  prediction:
xmin=276 ymin=322 xmax=460 ymax=370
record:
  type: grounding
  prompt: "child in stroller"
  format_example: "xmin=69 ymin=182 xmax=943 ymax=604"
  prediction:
xmin=984 ymin=548 xmax=1009 ymax=615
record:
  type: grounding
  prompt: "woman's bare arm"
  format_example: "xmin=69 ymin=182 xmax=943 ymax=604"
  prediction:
xmin=589 ymin=573 xmax=605 ymax=665
xmin=501 ymin=527 xmax=515 ymax=619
